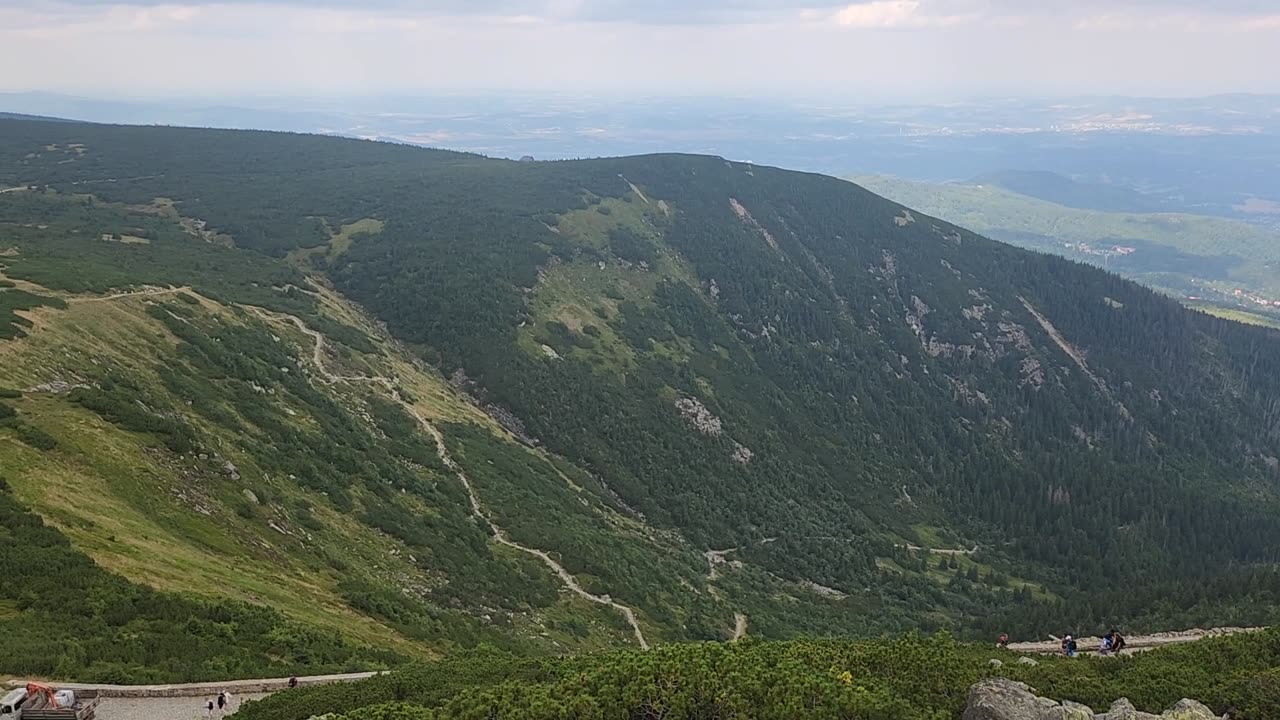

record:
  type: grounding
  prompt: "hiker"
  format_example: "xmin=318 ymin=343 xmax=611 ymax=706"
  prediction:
xmin=1061 ymin=634 xmax=1077 ymax=657
xmin=288 ymin=676 xmax=299 ymax=690
xmin=206 ymin=700 xmax=215 ymax=718
xmin=217 ymin=692 xmax=227 ymax=712
xmin=1099 ymin=633 xmax=1113 ymax=656
xmin=996 ymin=632 xmax=1009 ymax=648
xmin=1111 ymin=629 xmax=1127 ymax=653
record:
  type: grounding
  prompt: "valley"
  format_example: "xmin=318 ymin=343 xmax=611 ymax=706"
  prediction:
xmin=857 ymin=174 xmax=1280 ymax=322
xmin=2 ymin=118 xmax=1280 ymax=695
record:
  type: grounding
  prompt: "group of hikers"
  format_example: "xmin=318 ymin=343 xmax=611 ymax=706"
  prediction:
xmin=995 ymin=629 xmax=1127 ymax=656
xmin=203 ymin=678 xmax=298 ymax=718
xmin=204 ymin=691 xmax=235 ymax=718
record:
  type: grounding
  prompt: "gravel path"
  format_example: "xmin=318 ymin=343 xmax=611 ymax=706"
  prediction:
xmin=97 ymin=693 xmax=268 ymax=720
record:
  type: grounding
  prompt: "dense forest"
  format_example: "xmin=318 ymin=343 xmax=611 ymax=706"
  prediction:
xmin=2 ymin=118 xmax=1280 ymax=679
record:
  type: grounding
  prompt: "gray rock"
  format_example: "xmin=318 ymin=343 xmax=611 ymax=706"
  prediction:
xmin=242 ymin=488 xmax=259 ymax=504
xmin=1041 ymin=700 xmax=1093 ymax=720
xmin=989 ymin=658 xmax=1004 ymax=668
xmin=1017 ymin=656 xmax=1040 ymax=666
xmin=1098 ymin=699 xmax=1162 ymax=720
xmin=1161 ymin=699 xmax=1218 ymax=720
xmin=1104 ymin=698 xmax=1138 ymax=720
xmin=963 ymin=678 xmax=1045 ymax=720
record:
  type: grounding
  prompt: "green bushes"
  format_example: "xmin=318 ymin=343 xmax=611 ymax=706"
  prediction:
xmin=239 ymin=631 xmax=1280 ymax=720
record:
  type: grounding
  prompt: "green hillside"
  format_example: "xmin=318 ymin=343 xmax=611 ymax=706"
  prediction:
xmin=856 ymin=174 xmax=1280 ymax=314
xmin=3 ymin=120 xmax=1280 ymax=681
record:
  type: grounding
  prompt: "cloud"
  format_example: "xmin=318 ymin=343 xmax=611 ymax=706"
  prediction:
xmin=10 ymin=0 xmax=1280 ymax=27
xmin=0 ymin=0 xmax=1276 ymax=97
xmin=827 ymin=0 xmax=975 ymax=28
xmin=832 ymin=1 xmax=922 ymax=28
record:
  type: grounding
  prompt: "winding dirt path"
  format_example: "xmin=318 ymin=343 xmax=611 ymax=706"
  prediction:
xmin=897 ymin=543 xmax=977 ymax=556
xmin=73 ymin=286 xmax=190 ymax=303
xmin=1008 ymin=627 xmax=1264 ymax=656
xmin=253 ymin=307 xmax=652 ymax=650
xmin=731 ymin=613 xmax=748 ymax=641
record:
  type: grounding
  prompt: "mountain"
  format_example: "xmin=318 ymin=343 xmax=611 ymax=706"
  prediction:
xmin=968 ymin=170 xmax=1175 ymax=215
xmin=3 ymin=119 xmax=1280 ymax=681
xmin=0 ymin=111 xmax=77 ymax=123
xmin=856 ymin=174 xmax=1280 ymax=314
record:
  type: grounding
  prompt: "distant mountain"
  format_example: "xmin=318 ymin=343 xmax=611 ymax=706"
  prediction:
xmin=4 ymin=119 xmax=1280 ymax=681
xmin=858 ymin=174 xmax=1280 ymax=316
xmin=0 ymin=111 xmax=78 ymax=123
xmin=970 ymin=170 xmax=1173 ymax=214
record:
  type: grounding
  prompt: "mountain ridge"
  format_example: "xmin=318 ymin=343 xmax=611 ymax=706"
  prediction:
xmin=3 ymin=118 xmax=1280 ymax=680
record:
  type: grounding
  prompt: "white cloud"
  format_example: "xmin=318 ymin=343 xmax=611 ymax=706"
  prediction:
xmin=832 ymin=0 xmax=922 ymax=28
xmin=0 ymin=0 xmax=1276 ymax=97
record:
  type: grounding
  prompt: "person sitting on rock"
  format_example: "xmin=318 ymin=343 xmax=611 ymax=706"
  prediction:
xmin=996 ymin=632 xmax=1009 ymax=648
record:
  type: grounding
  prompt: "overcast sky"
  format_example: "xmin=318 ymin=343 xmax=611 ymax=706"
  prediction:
xmin=2 ymin=0 xmax=1277 ymax=99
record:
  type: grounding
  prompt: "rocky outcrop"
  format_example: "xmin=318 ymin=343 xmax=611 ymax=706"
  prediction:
xmin=963 ymin=679 xmax=1223 ymax=720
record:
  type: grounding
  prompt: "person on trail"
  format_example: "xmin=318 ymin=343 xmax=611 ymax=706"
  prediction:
xmin=217 ymin=692 xmax=226 ymax=712
xmin=1061 ymin=634 xmax=1077 ymax=657
xmin=1099 ymin=634 xmax=1113 ymax=656
xmin=996 ymin=633 xmax=1009 ymax=648
xmin=288 ymin=676 xmax=299 ymax=690
xmin=1110 ymin=629 xmax=1127 ymax=654
xmin=206 ymin=700 xmax=215 ymax=719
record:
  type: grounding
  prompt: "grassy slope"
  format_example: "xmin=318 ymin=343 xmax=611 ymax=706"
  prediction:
xmin=0 ymin=191 xmax=732 ymax=674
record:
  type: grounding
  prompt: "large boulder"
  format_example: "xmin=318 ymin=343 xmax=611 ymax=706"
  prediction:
xmin=1041 ymin=700 xmax=1093 ymax=720
xmin=963 ymin=680 xmax=1222 ymax=720
xmin=1096 ymin=698 xmax=1161 ymax=720
xmin=963 ymin=679 xmax=1057 ymax=720
xmin=1161 ymin=699 xmax=1217 ymax=720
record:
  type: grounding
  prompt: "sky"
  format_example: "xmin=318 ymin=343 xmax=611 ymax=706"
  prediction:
xmin=1 ymin=0 xmax=1278 ymax=99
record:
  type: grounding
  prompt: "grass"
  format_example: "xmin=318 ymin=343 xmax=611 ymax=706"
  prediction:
xmin=287 ymin=218 xmax=384 ymax=265
xmin=521 ymin=193 xmax=699 ymax=373
xmin=1191 ymin=303 xmax=1280 ymax=329
xmin=0 ymin=384 xmax=427 ymax=656
xmin=0 ymin=256 xmax=674 ymax=659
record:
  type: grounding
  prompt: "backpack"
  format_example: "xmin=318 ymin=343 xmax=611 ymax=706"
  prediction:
xmin=1068 ymin=639 xmax=1078 ymax=652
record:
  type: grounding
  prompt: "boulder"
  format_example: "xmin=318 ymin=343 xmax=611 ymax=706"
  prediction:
xmin=963 ymin=681 xmax=1219 ymax=720
xmin=1017 ymin=656 xmax=1040 ymax=666
xmin=1097 ymin=698 xmax=1161 ymax=720
xmin=1161 ymin=699 xmax=1217 ymax=720
xmin=990 ymin=659 xmax=1004 ymax=668
xmin=963 ymin=678 xmax=1046 ymax=720
xmin=1041 ymin=700 xmax=1093 ymax=720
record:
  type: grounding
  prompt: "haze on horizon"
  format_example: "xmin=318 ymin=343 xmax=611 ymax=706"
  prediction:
xmin=1 ymin=0 xmax=1278 ymax=101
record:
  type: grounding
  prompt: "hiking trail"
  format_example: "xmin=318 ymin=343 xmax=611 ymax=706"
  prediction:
xmin=253 ymin=307 xmax=652 ymax=650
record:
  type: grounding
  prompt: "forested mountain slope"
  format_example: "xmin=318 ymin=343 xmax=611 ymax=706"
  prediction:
xmin=3 ymin=119 xmax=1280 ymax=679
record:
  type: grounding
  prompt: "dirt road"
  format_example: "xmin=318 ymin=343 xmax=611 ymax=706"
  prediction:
xmin=1007 ymin=626 xmax=1263 ymax=655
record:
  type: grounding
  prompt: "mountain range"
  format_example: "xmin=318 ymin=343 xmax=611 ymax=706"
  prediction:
xmin=3 ymin=118 xmax=1280 ymax=681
